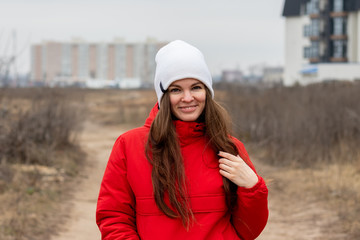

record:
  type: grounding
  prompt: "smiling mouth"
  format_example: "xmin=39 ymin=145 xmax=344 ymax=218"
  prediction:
xmin=178 ymin=105 xmax=198 ymax=112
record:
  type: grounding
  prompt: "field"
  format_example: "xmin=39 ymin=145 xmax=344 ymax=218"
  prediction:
xmin=0 ymin=82 xmax=359 ymax=239
xmin=219 ymin=81 xmax=360 ymax=239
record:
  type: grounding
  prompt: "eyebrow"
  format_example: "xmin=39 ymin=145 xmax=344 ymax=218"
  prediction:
xmin=169 ymin=82 xmax=203 ymax=88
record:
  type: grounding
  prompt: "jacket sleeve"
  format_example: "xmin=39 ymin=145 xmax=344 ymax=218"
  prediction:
xmin=96 ymin=136 xmax=140 ymax=240
xmin=231 ymin=139 xmax=269 ymax=240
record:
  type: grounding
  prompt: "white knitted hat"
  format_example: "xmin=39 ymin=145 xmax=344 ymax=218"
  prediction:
xmin=154 ymin=40 xmax=214 ymax=107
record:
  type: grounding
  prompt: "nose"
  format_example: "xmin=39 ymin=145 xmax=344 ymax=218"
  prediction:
xmin=181 ymin=90 xmax=194 ymax=102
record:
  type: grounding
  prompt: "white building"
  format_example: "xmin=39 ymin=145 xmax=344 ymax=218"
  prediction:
xmin=283 ymin=0 xmax=360 ymax=85
xmin=221 ymin=70 xmax=244 ymax=83
xmin=263 ymin=67 xmax=284 ymax=86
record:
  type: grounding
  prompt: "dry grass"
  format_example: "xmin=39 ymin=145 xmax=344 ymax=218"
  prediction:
xmin=0 ymin=87 xmax=156 ymax=240
xmin=83 ymin=89 xmax=156 ymax=125
xmin=0 ymin=147 xmax=84 ymax=240
xmin=312 ymin=161 xmax=360 ymax=238
xmin=0 ymin=88 xmax=85 ymax=240
xmin=256 ymin=157 xmax=360 ymax=239
xmin=216 ymin=81 xmax=360 ymax=238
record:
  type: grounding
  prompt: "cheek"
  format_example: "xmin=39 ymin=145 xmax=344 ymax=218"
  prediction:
xmin=197 ymin=91 xmax=206 ymax=104
xmin=169 ymin=95 xmax=180 ymax=109
xmin=196 ymin=91 xmax=206 ymax=113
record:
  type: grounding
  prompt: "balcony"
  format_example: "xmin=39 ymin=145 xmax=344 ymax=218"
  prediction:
xmin=330 ymin=57 xmax=347 ymax=62
xmin=310 ymin=13 xmax=320 ymax=19
xmin=330 ymin=12 xmax=348 ymax=17
xmin=309 ymin=58 xmax=320 ymax=63
xmin=330 ymin=35 xmax=347 ymax=40
xmin=310 ymin=36 xmax=320 ymax=41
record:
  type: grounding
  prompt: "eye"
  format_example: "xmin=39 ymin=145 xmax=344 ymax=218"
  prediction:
xmin=169 ymin=88 xmax=181 ymax=93
xmin=192 ymin=85 xmax=203 ymax=90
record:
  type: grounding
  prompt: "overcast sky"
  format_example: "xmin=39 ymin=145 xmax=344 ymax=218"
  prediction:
xmin=1 ymin=0 xmax=285 ymax=76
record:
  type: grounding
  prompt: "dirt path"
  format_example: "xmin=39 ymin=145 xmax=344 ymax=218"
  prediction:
xmin=52 ymin=122 xmax=126 ymax=240
xmin=52 ymin=122 xmax=342 ymax=240
xmin=255 ymin=160 xmax=345 ymax=240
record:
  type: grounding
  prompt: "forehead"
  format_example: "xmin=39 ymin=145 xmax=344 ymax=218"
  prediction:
xmin=170 ymin=78 xmax=203 ymax=87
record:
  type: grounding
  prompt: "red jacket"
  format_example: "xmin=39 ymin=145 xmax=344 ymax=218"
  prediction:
xmin=96 ymin=104 xmax=268 ymax=240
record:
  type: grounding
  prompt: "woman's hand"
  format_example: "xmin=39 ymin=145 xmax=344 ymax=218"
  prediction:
xmin=218 ymin=151 xmax=258 ymax=188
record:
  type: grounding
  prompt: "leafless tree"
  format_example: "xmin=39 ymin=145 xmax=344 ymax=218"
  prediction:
xmin=0 ymin=30 xmax=29 ymax=87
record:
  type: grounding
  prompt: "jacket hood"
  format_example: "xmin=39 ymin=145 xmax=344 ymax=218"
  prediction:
xmin=144 ymin=103 xmax=159 ymax=128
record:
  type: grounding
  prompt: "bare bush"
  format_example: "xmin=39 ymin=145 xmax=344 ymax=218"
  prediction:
xmin=0 ymin=88 xmax=83 ymax=165
xmin=0 ymin=88 xmax=85 ymax=240
xmin=220 ymin=81 xmax=360 ymax=167
xmin=218 ymin=81 xmax=360 ymax=238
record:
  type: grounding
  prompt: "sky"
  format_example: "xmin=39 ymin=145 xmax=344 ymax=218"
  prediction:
xmin=0 ymin=0 xmax=285 ymax=76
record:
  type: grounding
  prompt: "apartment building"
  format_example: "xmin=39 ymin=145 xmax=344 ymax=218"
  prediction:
xmin=282 ymin=0 xmax=360 ymax=85
xmin=263 ymin=67 xmax=284 ymax=87
xmin=31 ymin=39 xmax=166 ymax=88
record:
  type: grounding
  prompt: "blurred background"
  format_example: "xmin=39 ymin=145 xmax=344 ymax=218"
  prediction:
xmin=1 ymin=0 xmax=360 ymax=239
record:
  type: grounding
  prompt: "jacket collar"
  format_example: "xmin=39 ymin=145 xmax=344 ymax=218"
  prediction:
xmin=174 ymin=120 xmax=205 ymax=146
xmin=144 ymin=103 xmax=205 ymax=145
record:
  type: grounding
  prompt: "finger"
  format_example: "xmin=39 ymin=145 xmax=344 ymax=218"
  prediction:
xmin=219 ymin=163 xmax=233 ymax=173
xmin=219 ymin=169 xmax=232 ymax=179
xmin=218 ymin=158 xmax=234 ymax=166
xmin=218 ymin=151 xmax=234 ymax=159
xmin=218 ymin=151 xmax=244 ymax=162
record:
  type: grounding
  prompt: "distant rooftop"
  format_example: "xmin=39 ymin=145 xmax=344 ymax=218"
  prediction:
xmin=282 ymin=0 xmax=360 ymax=17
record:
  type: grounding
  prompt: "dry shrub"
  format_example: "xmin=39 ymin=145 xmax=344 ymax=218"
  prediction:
xmin=217 ymin=81 xmax=360 ymax=238
xmin=0 ymin=88 xmax=83 ymax=165
xmin=0 ymin=88 xmax=85 ymax=240
xmin=220 ymin=81 xmax=360 ymax=167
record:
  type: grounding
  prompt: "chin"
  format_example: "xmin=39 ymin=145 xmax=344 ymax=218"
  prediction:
xmin=177 ymin=113 xmax=200 ymax=122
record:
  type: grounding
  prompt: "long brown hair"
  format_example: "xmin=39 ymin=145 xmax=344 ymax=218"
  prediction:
xmin=145 ymin=87 xmax=239 ymax=228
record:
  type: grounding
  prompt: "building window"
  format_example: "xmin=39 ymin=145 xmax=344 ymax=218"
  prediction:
xmin=304 ymin=47 xmax=310 ymax=58
xmin=306 ymin=0 xmax=320 ymax=14
xmin=310 ymin=41 xmax=319 ymax=58
xmin=333 ymin=0 xmax=343 ymax=12
xmin=304 ymin=41 xmax=319 ymax=59
xmin=304 ymin=41 xmax=320 ymax=58
xmin=61 ymin=44 xmax=72 ymax=77
xmin=333 ymin=17 xmax=346 ymax=35
xmin=304 ymin=20 xmax=320 ymax=37
xmin=310 ymin=19 xmax=320 ymax=36
xmin=304 ymin=25 xmax=310 ymax=37
xmin=333 ymin=40 xmax=346 ymax=58
xmin=77 ymin=44 xmax=89 ymax=78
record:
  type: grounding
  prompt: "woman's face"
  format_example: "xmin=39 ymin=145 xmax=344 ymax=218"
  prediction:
xmin=168 ymin=78 xmax=206 ymax=122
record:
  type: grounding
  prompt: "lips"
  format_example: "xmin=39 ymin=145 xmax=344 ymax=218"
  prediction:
xmin=178 ymin=105 xmax=198 ymax=113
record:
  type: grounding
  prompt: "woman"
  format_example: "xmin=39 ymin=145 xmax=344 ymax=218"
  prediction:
xmin=96 ymin=40 xmax=268 ymax=240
